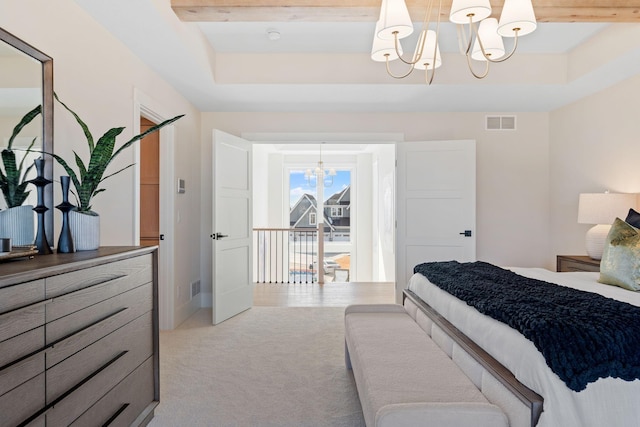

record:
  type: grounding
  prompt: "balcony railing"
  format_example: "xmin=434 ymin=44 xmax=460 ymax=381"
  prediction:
xmin=253 ymin=228 xmax=318 ymax=284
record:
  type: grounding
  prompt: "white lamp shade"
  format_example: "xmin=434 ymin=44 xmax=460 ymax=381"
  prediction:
xmin=471 ymin=18 xmax=505 ymax=61
xmin=577 ymin=193 xmax=637 ymax=225
xmin=497 ymin=0 xmax=537 ymax=37
xmin=377 ymin=0 xmax=414 ymax=40
xmin=413 ymin=30 xmax=442 ymax=70
xmin=449 ymin=0 xmax=492 ymax=24
xmin=371 ymin=20 xmax=404 ymax=62
xmin=578 ymin=192 xmax=636 ymax=260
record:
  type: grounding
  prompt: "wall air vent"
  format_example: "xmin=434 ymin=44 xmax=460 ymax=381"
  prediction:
xmin=486 ymin=115 xmax=516 ymax=131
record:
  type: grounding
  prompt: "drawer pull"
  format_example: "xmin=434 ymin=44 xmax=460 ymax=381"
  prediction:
xmin=18 ymin=352 xmax=130 ymax=426
xmin=1 ymin=297 xmax=51 ymax=316
xmin=103 ymin=403 xmax=130 ymax=426
xmin=49 ymin=307 xmax=128 ymax=348
xmin=50 ymin=350 xmax=128 ymax=407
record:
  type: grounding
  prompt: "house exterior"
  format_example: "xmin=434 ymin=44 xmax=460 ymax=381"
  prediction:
xmin=290 ymin=188 xmax=351 ymax=240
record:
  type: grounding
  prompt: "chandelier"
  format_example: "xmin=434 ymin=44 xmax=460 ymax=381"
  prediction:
xmin=304 ymin=143 xmax=336 ymax=188
xmin=371 ymin=0 xmax=537 ymax=83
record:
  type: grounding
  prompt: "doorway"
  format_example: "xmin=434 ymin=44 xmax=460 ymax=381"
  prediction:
xmin=252 ymin=143 xmax=396 ymax=284
xmin=134 ymin=90 xmax=177 ymax=330
xmin=139 ymin=117 xmax=160 ymax=247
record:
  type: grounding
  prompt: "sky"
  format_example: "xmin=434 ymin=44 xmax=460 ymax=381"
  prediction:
xmin=290 ymin=169 xmax=350 ymax=208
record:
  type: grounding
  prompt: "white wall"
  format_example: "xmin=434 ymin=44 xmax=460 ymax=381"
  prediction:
xmin=1 ymin=0 xmax=203 ymax=328
xmin=550 ymin=73 xmax=640 ymax=260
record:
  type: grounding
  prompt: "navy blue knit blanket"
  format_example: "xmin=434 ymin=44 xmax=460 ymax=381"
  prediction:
xmin=413 ymin=261 xmax=640 ymax=392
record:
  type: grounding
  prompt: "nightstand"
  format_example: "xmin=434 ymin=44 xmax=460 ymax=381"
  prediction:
xmin=556 ymin=255 xmax=601 ymax=272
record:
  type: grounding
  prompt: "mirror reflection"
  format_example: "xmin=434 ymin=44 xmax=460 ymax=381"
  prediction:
xmin=0 ymin=28 xmax=53 ymax=249
xmin=0 ymin=41 xmax=42 ymax=211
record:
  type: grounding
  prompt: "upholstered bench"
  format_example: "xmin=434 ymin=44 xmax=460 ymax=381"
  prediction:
xmin=344 ymin=304 xmax=508 ymax=427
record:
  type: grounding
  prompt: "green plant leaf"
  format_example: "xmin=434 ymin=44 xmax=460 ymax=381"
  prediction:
xmin=7 ymin=105 xmax=41 ymax=150
xmin=2 ymin=105 xmax=41 ymax=207
xmin=74 ymin=151 xmax=87 ymax=178
xmin=100 ymin=163 xmax=135 ymax=183
xmin=54 ymin=92 xmax=95 ymax=152
xmin=110 ymin=115 xmax=184 ymax=163
xmin=18 ymin=137 xmax=37 ymax=182
xmin=52 ymin=94 xmax=183 ymax=213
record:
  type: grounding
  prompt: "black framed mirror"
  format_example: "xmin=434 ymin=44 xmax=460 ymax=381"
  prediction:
xmin=0 ymin=27 xmax=53 ymax=247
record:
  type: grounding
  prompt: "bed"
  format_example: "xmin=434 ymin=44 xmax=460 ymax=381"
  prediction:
xmin=405 ymin=265 xmax=640 ymax=427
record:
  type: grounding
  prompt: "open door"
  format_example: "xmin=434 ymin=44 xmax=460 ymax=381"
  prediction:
xmin=211 ymin=130 xmax=253 ymax=324
xmin=396 ymin=140 xmax=476 ymax=302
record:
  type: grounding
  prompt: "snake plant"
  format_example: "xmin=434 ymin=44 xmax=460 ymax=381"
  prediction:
xmin=0 ymin=105 xmax=41 ymax=208
xmin=51 ymin=94 xmax=183 ymax=213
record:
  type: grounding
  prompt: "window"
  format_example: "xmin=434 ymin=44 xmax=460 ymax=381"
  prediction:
xmin=330 ymin=207 xmax=343 ymax=217
xmin=309 ymin=212 xmax=316 ymax=225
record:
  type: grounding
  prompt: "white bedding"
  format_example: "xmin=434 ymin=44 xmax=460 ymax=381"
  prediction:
xmin=407 ymin=267 xmax=640 ymax=427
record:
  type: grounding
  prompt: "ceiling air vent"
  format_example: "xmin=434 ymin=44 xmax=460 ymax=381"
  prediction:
xmin=486 ymin=115 xmax=516 ymax=131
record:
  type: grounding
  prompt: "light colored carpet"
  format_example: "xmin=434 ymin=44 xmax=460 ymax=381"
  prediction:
xmin=149 ymin=307 xmax=365 ymax=427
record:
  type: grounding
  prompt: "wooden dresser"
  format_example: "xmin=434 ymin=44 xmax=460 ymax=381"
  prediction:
xmin=0 ymin=247 xmax=158 ymax=427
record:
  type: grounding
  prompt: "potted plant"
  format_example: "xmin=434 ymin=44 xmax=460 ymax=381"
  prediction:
xmin=0 ymin=105 xmax=41 ymax=246
xmin=50 ymin=94 xmax=183 ymax=250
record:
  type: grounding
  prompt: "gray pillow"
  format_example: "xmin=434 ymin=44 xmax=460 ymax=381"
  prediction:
xmin=599 ymin=218 xmax=640 ymax=291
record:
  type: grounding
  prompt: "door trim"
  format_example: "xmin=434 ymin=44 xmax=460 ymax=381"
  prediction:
xmin=133 ymin=88 xmax=176 ymax=330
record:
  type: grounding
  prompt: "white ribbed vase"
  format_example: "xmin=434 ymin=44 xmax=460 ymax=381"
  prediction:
xmin=0 ymin=205 xmax=35 ymax=246
xmin=69 ymin=210 xmax=100 ymax=251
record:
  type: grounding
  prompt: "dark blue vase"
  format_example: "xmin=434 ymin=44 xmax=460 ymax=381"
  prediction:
xmin=56 ymin=175 xmax=75 ymax=253
xmin=29 ymin=157 xmax=52 ymax=255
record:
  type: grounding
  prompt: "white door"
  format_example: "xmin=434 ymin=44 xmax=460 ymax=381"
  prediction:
xmin=211 ymin=130 xmax=253 ymax=324
xmin=396 ymin=140 xmax=476 ymax=302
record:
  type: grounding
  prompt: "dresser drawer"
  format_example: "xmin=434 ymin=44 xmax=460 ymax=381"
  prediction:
xmin=46 ymin=282 xmax=152 ymax=346
xmin=46 ymin=263 xmax=152 ymax=324
xmin=0 ymin=372 xmax=45 ymax=427
xmin=0 ymin=301 xmax=45 ymax=343
xmin=46 ymin=283 xmax=152 ymax=369
xmin=0 ymin=326 xmax=44 ymax=368
xmin=0 ymin=351 xmax=44 ymax=396
xmin=70 ymin=357 xmax=154 ymax=427
xmin=46 ymin=253 xmax=152 ymax=299
xmin=46 ymin=311 xmax=153 ymax=412
xmin=0 ymin=279 xmax=44 ymax=314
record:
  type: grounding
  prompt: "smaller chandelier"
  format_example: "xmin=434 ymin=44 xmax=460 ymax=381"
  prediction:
xmin=371 ymin=0 xmax=537 ymax=83
xmin=305 ymin=143 xmax=337 ymax=188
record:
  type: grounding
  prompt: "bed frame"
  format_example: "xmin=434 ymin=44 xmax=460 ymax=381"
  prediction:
xmin=403 ymin=289 xmax=543 ymax=427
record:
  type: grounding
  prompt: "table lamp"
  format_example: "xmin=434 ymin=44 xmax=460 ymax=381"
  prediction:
xmin=578 ymin=192 xmax=637 ymax=259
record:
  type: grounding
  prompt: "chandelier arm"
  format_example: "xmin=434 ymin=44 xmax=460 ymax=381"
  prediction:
xmin=484 ymin=30 xmax=520 ymax=63
xmin=465 ymin=52 xmax=490 ymax=79
xmin=394 ymin=31 xmax=428 ymax=66
xmin=456 ymin=24 xmax=471 ymax=55
xmin=385 ymin=54 xmax=417 ymax=79
xmin=424 ymin=65 xmax=437 ymax=85
xmin=420 ymin=0 xmax=442 ymax=86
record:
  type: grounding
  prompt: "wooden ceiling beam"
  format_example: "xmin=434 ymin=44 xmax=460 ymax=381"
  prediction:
xmin=171 ymin=1 xmax=640 ymax=23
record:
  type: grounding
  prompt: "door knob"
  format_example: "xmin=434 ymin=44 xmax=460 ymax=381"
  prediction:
xmin=459 ymin=230 xmax=472 ymax=237
xmin=211 ymin=232 xmax=229 ymax=240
